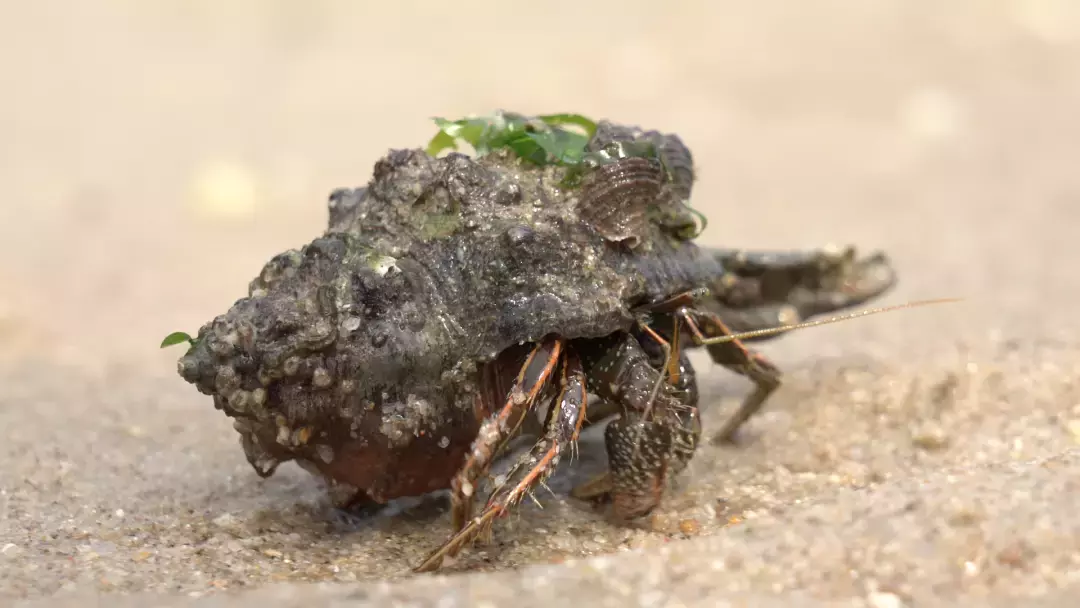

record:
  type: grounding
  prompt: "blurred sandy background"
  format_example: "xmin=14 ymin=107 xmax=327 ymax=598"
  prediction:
xmin=3 ymin=1 xmax=1080 ymax=606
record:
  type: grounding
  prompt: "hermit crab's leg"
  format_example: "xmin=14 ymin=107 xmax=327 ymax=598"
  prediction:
xmin=413 ymin=349 xmax=588 ymax=573
xmin=575 ymin=333 xmax=702 ymax=520
xmin=677 ymin=308 xmax=781 ymax=444
xmin=633 ymin=321 xmax=675 ymax=424
xmin=628 ymin=287 xmax=708 ymax=418
xmin=643 ymin=335 xmax=699 ymax=408
xmin=688 ymin=298 xmax=961 ymax=443
xmin=448 ymin=336 xmax=563 ymax=537
xmin=633 ymin=315 xmax=699 ymax=423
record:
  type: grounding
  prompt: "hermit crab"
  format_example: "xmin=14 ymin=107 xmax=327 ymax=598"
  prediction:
xmin=167 ymin=111 xmax=916 ymax=572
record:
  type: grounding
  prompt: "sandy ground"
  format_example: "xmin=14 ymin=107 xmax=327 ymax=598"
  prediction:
xmin=3 ymin=1 xmax=1080 ymax=606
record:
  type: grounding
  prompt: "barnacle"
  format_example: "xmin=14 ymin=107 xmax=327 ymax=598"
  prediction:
xmin=646 ymin=131 xmax=695 ymax=203
xmin=576 ymin=156 xmax=666 ymax=248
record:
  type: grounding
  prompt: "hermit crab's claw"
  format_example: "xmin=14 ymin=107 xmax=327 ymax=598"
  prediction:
xmin=797 ymin=247 xmax=897 ymax=314
xmin=705 ymin=245 xmax=898 ymax=336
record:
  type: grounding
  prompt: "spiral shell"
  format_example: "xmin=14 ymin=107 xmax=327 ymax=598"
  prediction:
xmin=577 ymin=156 xmax=666 ymax=248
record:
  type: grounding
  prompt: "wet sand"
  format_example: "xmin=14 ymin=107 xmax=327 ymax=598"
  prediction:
xmin=3 ymin=1 xmax=1079 ymax=605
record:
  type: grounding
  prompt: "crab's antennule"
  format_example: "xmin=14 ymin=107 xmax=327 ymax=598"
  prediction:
xmin=702 ymin=297 xmax=963 ymax=345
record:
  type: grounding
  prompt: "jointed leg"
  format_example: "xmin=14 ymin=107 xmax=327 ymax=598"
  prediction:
xmin=633 ymin=320 xmax=675 ymax=426
xmin=448 ymin=337 xmax=563 ymax=536
xmin=678 ymin=308 xmax=781 ymax=444
xmin=483 ymin=350 xmax=588 ymax=514
xmin=630 ymin=287 xmax=783 ymax=443
xmin=414 ymin=349 xmax=588 ymax=572
xmin=631 ymin=318 xmax=699 ymax=409
xmin=628 ymin=287 xmax=705 ymax=419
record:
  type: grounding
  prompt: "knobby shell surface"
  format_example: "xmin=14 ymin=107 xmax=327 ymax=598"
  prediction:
xmin=176 ymin=123 xmax=728 ymax=508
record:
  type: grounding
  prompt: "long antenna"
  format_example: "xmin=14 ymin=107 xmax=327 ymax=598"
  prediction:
xmin=698 ymin=298 xmax=963 ymax=346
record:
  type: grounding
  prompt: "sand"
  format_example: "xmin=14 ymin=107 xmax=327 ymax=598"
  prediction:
xmin=2 ymin=1 xmax=1079 ymax=606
